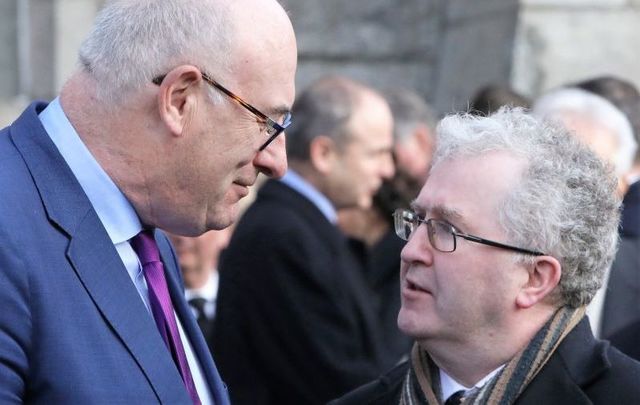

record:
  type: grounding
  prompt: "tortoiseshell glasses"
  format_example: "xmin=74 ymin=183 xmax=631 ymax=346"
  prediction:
xmin=153 ymin=71 xmax=291 ymax=151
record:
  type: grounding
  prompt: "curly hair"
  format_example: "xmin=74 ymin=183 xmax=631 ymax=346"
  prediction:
xmin=432 ymin=107 xmax=620 ymax=307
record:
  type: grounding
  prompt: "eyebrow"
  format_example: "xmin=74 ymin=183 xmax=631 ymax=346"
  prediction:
xmin=410 ymin=201 xmax=469 ymax=229
xmin=269 ymin=105 xmax=291 ymax=118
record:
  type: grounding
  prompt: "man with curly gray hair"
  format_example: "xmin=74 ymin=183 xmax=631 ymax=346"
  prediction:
xmin=332 ymin=108 xmax=640 ymax=404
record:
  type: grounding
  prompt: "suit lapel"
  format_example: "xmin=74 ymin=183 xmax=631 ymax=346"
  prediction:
xmin=67 ymin=219 xmax=189 ymax=403
xmin=10 ymin=102 xmax=190 ymax=403
xmin=516 ymin=355 xmax=592 ymax=405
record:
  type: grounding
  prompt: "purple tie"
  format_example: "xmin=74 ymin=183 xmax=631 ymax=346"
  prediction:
xmin=131 ymin=230 xmax=201 ymax=405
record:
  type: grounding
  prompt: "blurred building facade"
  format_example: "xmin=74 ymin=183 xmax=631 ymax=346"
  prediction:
xmin=0 ymin=0 xmax=103 ymax=125
xmin=1 ymin=0 xmax=639 ymax=125
xmin=513 ymin=0 xmax=640 ymax=97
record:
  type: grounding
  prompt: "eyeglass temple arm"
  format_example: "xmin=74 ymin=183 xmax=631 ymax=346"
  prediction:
xmin=455 ymin=232 xmax=545 ymax=256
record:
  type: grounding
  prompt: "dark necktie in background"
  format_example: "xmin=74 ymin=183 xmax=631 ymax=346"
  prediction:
xmin=189 ymin=297 xmax=210 ymax=333
xmin=131 ymin=230 xmax=202 ymax=405
xmin=445 ymin=390 xmax=465 ymax=405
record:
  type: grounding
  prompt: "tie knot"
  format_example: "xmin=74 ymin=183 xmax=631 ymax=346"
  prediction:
xmin=445 ymin=390 xmax=466 ymax=405
xmin=189 ymin=297 xmax=207 ymax=313
xmin=130 ymin=230 xmax=161 ymax=265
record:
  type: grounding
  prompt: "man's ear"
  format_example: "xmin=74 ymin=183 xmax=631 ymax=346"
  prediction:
xmin=415 ymin=125 xmax=434 ymax=153
xmin=157 ymin=65 xmax=202 ymax=136
xmin=309 ymin=135 xmax=338 ymax=174
xmin=515 ymin=255 xmax=562 ymax=309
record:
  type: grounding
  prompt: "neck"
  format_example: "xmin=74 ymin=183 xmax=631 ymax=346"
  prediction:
xmin=59 ymin=71 xmax=156 ymax=225
xmin=422 ymin=305 xmax=556 ymax=387
xmin=288 ymin=161 xmax=326 ymax=192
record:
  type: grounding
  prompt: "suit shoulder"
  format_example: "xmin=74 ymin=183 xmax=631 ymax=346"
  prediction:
xmin=329 ymin=361 xmax=409 ymax=405
xmin=604 ymin=344 xmax=640 ymax=386
xmin=572 ymin=341 xmax=640 ymax=403
xmin=609 ymin=320 xmax=640 ymax=361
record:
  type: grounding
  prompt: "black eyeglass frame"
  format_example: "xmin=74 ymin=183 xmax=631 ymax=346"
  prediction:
xmin=152 ymin=72 xmax=291 ymax=151
xmin=393 ymin=208 xmax=545 ymax=256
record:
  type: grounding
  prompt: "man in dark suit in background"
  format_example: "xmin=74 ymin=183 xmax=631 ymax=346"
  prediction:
xmin=572 ymin=76 xmax=640 ymax=341
xmin=332 ymin=108 xmax=640 ymax=405
xmin=574 ymin=75 xmax=640 ymax=237
xmin=0 ymin=0 xmax=296 ymax=402
xmin=168 ymin=229 xmax=232 ymax=353
xmin=213 ymin=76 xmax=397 ymax=404
xmin=338 ymin=88 xmax=438 ymax=361
xmin=533 ymin=86 xmax=638 ymax=339
xmin=610 ymin=318 xmax=640 ymax=362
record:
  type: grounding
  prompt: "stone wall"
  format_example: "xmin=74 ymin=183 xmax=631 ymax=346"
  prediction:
xmin=282 ymin=0 xmax=520 ymax=114
xmin=3 ymin=0 xmax=639 ymax=125
xmin=512 ymin=0 xmax=640 ymax=98
xmin=0 ymin=0 xmax=520 ymax=123
xmin=0 ymin=0 xmax=100 ymax=126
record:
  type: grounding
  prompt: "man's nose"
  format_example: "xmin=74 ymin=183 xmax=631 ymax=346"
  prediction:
xmin=254 ymin=133 xmax=288 ymax=178
xmin=400 ymin=223 xmax=434 ymax=266
xmin=380 ymin=152 xmax=395 ymax=180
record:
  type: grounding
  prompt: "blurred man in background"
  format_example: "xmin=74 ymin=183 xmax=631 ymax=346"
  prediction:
xmin=533 ymin=87 xmax=638 ymax=339
xmin=573 ymin=75 xmax=640 ymax=357
xmin=169 ymin=228 xmax=232 ymax=352
xmin=214 ymin=76 xmax=396 ymax=404
xmin=339 ymin=88 xmax=438 ymax=361
xmin=469 ymin=84 xmax=531 ymax=116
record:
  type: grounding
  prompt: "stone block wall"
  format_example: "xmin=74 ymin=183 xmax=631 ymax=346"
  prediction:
xmin=3 ymin=0 xmax=639 ymax=125
xmin=282 ymin=0 xmax=520 ymax=114
xmin=512 ymin=0 xmax=640 ymax=98
xmin=0 ymin=0 xmax=100 ymax=125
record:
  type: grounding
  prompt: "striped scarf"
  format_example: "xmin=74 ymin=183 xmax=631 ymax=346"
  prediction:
xmin=399 ymin=306 xmax=586 ymax=405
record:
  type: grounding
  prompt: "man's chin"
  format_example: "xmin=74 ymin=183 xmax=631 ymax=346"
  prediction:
xmin=207 ymin=205 xmax=239 ymax=231
xmin=356 ymin=195 xmax=373 ymax=209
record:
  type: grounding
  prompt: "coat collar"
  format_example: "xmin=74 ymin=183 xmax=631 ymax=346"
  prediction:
xmin=517 ymin=317 xmax=611 ymax=404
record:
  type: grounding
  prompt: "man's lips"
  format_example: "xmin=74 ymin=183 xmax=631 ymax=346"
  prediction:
xmin=233 ymin=178 xmax=256 ymax=197
xmin=232 ymin=182 xmax=250 ymax=198
xmin=404 ymin=278 xmax=432 ymax=295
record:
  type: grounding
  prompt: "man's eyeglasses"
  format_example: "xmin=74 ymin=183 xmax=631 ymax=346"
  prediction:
xmin=393 ymin=208 xmax=545 ymax=256
xmin=152 ymin=72 xmax=291 ymax=151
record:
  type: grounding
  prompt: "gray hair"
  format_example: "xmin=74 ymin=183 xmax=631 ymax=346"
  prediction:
xmin=432 ymin=108 xmax=620 ymax=308
xmin=286 ymin=76 xmax=369 ymax=161
xmin=533 ymin=87 xmax=637 ymax=176
xmin=384 ymin=89 xmax=437 ymax=144
xmin=78 ymin=0 xmax=233 ymax=103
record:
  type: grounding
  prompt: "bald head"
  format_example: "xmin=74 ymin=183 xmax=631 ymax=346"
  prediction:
xmin=77 ymin=0 xmax=295 ymax=105
xmin=62 ymin=0 xmax=297 ymax=235
xmin=221 ymin=0 xmax=297 ymax=117
xmin=286 ymin=76 xmax=390 ymax=161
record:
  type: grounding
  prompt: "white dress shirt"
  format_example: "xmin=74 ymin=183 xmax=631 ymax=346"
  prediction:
xmin=440 ymin=365 xmax=504 ymax=403
xmin=280 ymin=169 xmax=338 ymax=223
xmin=186 ymin=271 xmax=219 ymax=320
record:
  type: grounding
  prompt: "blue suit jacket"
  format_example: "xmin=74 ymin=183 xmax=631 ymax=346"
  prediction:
xmin=0 ymin=102 xmax=230 ymax=404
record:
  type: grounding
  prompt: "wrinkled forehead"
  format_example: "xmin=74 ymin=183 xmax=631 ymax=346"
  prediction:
xmin=414 ymin=152 xmax=526 ymax=220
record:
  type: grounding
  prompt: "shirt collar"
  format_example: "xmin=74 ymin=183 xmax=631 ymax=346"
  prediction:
xmin=39 ymin=97 xmax=142 ymax=244
xmin=439 ymin=365 xmax=504 ymax=402
xmin=185 ymin=271 xmax=219 ymax=302
xmin=279 ymin=169 xmax=337 ymax=223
